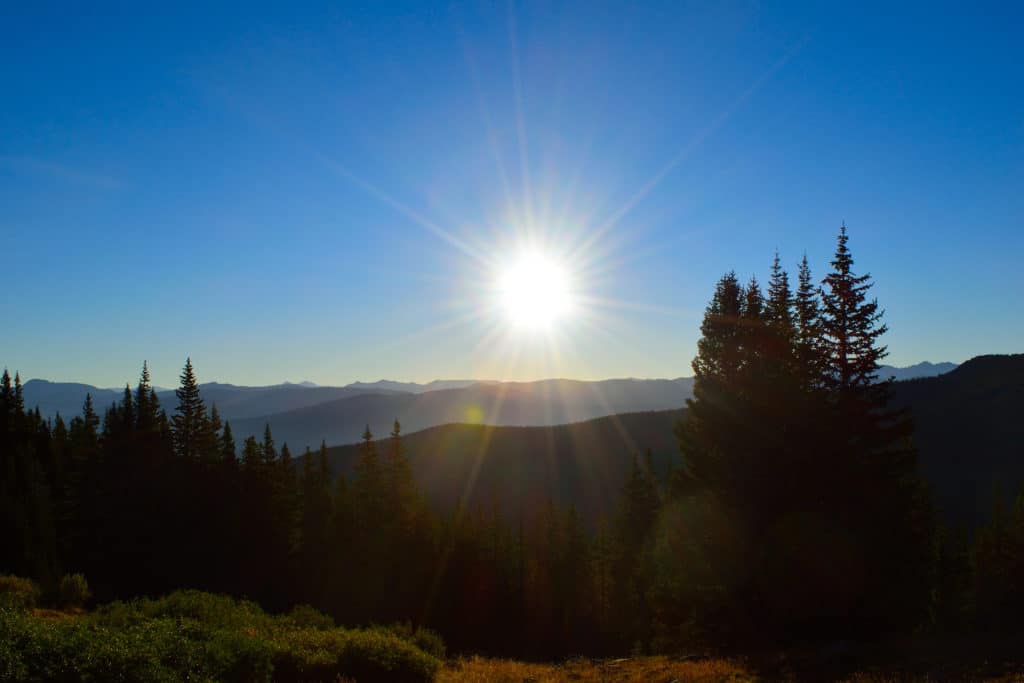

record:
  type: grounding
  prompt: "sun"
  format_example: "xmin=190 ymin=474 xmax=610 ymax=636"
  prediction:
xmin=497 ymin=250 xmax=574 ymax=331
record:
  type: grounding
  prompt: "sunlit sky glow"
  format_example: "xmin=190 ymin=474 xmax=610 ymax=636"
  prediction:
xmin=1 ymin=2 xmax=1022 ymax=388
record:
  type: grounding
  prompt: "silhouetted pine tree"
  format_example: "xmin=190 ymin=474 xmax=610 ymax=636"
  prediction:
xmin=262 ymin=423 xmax=277 ymax=464
xmin=0 ymin=370 xmax=58 ymax=583
xmin=172 ymin=358 xmax=206 ymax=459
xmin=221 ymin=420 xmax=236 ymax=463
xmin=766 ymin=252 xmax=794 ymax=335
xmin=134 ymin=361 xmax=154 ymax=431
xmin=299 ymin=445 xmax=329 ymax=605
xmin=267 ymin=441 xmax=298 ymax=608
xmin=610 ymin=453 xmax=659 ymax=651
xmin=239 ymin=433 xmax=274 ymax=603
xmin=969 ymin=485 xmax=1024 ymax=631
xmin=326 ymin=468 xmax=353 ymax=621
xmin=817 ymin=224 xmax=934 ymax=634
xmin=934 ymin=523 xmax=972 ymax=632
xmin=794 ymin=254 xmax=823 ymax=389
xmin=242 ymin=435 xmax=261 ymax=468
xmin=200 ymin=404 xmax=222 ymax=463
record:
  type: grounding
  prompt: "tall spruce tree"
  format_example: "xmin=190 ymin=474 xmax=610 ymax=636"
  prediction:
xmin=201 ymin=404 xmax=223 ymax=463
xmin=134 ymin=361 xmax=153 ymax=430
xmin=820 ymin=224 xmax=888 ymax=391
xmin=221 ymin=420 xmax=236 ymax=463
xmin=172 ymin=358 xmax=206 ymax=459
xmin=262 ymin=424 xmax=277 ymax=465
xmin=794 ymin=254 xmax=823 ymax=389
xmin=817 ymin=226 xmax=933 ymax=634
xmin=299 ymin=442 xmax=333 ymax=605
xmin=766 ymin=252 xmax=794 ymax=334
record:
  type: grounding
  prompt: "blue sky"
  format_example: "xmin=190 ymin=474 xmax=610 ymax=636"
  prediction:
xmin=2 ymin=2 xmax=1021 ymax=388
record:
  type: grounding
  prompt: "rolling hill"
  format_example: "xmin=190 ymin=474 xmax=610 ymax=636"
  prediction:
xmin=231 ymin=363 xmax=957 ymax=451
xmin=232 ymin=378 xmax=696 ymax=448
xmin=326 ymin=409 xmax=685 ymax=526
xmin=322 ymin=355 xmax=1021 ymax=528
xmin=889 ymin=354 xmax=1024 ymax=525
xmin=154 ymin=383 xmax=399 ymax=421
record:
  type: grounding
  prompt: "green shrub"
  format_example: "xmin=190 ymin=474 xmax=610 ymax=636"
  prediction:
xmin=0 ymin=576 xmax=39 ymax=611
xmin=270 ymin=626 xmax=441 ymax=683
xmin=377 ymin=622 xmax=447 ymax=660
xmin=93 ymin=589 xmax=272 ymax=631
xmin=0 ymin=608 xmax=274 ymax=683
xmin=0 ymin=609 xmax=176 ymax=682
xmin=57 ymin=574 xmax=91 ymax=609
xmin=336 ymin=628 xmax=441 ymax=683
xmin=2 ymin=589 xmax=440 ymax=683
xmin=283 ymin=603 xmax=334 ymax=630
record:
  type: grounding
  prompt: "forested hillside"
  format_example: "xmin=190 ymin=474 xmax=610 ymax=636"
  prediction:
xmin=890 ymin=354 xmax=1024 ymax=525
xmin=326 ymin=409 xmax=685 ymax=527
xmin=321 ymin=355 xmax=1023 ymax=529
xmin=4 ymin=228 xmax=1023 ymax=660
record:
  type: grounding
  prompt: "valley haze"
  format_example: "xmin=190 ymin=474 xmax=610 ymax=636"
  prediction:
xmin=24 ymin=361 xmax=955 ymax=448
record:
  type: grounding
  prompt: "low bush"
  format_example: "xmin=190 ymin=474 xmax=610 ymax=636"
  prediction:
xmin=57 ymin=573 xmax=91 ymax=609
xmin=93 ymin=589 xmax=272 ymax=631
xmin=380 ymin=621 xmax=447 ymax=660
xmin=0 ymin=576 xmax=39 ymax=610
xmin=2 ymin=589 xmax=442 ymax=682
xmin=270 ymin=626 xmax=441 ymax=683
xmin=0 ymin=608 xmax=274 ymax=683
xmin=284 ymin=603 xmax=335 ymax=630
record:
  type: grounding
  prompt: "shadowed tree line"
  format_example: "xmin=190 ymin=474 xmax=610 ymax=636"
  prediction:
xmin=1 ymin=226 xmax=1019 ymax=656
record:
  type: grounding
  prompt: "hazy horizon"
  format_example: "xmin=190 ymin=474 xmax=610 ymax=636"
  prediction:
xmin=18 ymin=359 xmax=962 ymax=392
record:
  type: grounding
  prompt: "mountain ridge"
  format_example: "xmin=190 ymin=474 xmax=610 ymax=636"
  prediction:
xmin=21 ymin=360 xmax=957 ymax=432
xmin=322 ymin=354 xmax=1022 ymax=528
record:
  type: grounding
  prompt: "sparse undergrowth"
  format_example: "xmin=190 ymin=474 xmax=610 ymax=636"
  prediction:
xmin=438 ymin=655 xmax=756 ymax=683
xmin=0 ymin=588 xmax=441 ymax=682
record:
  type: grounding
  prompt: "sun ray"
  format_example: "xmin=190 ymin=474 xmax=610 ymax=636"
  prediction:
xmin=316 ymin=153 xmax=486 ymax=263
xmin=507 ymin=1 xmax=534 ymax=228
xmin=580 ymin=35 xmax=811 ymax=255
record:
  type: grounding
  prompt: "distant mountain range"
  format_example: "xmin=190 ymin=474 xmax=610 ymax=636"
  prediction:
xmin=230 ymin=378 xmax=696 ymax=448
xmin=344 ymin=379 xmax=481 ymax=394
xmin=22 ymin=361 xmax=957 ymax=445
xmin=324 ymin=354 xmax=1022 ymax=529
xmin=879 ymin=361 xmax=958 ymax=382
xmin=20 ymin=380 xmax=400 ymax=423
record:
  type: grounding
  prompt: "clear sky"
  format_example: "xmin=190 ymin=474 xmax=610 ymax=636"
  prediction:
xmin=2 ymin=2 xmax=1022 ymax=388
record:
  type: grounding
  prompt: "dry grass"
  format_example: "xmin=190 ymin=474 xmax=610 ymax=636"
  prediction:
xmin=439 ymin=654 xmax=1024 ymax=683
xmin=839 ymin=676 xmax=1024 ymax=683
xmin=438 ymin=655 xmax=757 ymax=683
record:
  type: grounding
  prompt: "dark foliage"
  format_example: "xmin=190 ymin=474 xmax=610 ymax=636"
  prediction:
xmin=672 ymin=226 xmax=935 ymax=644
